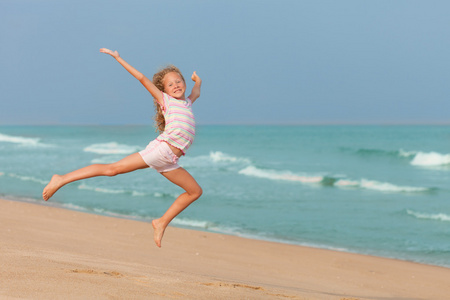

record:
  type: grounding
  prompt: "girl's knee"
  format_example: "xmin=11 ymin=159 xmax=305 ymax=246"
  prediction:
xmin=192 ymin=185 xmax=203 ymax=200
xmin=104 ymin=164 xmax=122 ymax=177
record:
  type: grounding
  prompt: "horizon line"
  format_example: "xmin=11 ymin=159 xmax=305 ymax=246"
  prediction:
xmin=1 ymin=121 xmax=449 ymax=126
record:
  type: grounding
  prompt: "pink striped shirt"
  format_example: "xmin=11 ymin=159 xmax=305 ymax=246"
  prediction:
xmin=156 ymin=92 xmax=195 ymax=155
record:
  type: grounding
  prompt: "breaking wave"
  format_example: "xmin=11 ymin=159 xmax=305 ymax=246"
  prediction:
xmin=410 ymin=152 xmax=450 ymax=167
xmin=354 ymin=148 xmax=416 ymax=159
xmin=193 ymin=151 xmax=437 ymax=194
xmin=238 ymin=166 xmax=432 ymax=194
xmin=351 ymin=147 xmax=450 ymax=168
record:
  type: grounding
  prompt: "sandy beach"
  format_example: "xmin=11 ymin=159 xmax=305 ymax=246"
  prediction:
xmin=1 ymin=198 xmax=449 ymax=299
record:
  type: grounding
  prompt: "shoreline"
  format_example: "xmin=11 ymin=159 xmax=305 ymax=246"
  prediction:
xmin=3 ymin=195 xmax=449 ymax=269
xmin=2 ymin=198 xmax=450 ymax=299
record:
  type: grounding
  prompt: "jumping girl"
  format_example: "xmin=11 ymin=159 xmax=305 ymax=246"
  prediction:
xmin=43 ymin=48 xmax=203 ymax=247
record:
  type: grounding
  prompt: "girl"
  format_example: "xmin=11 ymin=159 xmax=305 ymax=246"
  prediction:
xmin=43 ymin=48 xmax=203 ymax=248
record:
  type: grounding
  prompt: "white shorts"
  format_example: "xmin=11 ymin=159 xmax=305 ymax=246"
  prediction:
xmin=139 ymin=140 xmax=180 ymax=173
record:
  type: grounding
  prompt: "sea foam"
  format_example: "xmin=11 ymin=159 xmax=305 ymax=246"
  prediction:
xmin=407 ymin=210 xmax=450 ymax=222
xmin=239 ymin=166 xmax=323 ymax=184
xmin=171 ymin=217 xmax=214 ymax=229
xmin=91 ymin=156 xmax=120 ymax=164
xmin=8 ymin=173 xmax=48 ymax=185
xmin=209 ymin=151 xmax=251 ymax=164
xmin=0 ymin=133 xmax=49 ymax=147
xmin=355 ymin=179 xmax=429 ymax=193
xmin=78 ymin=183 xmax=146 ymax=196
xmin=180 ymin=151 xmax=252 ymax=170
xmin=83 ymin=142 xmax=141 ymax=154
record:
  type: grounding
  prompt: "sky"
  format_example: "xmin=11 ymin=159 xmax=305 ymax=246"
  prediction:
xmin=1 ymin=0 xmax=450 ymax=125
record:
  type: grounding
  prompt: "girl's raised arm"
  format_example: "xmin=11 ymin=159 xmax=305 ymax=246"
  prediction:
xmin=188 ymin=71 xmax=202 ymax=103
xmin=99 ymin=48 xmax=163 ymax=105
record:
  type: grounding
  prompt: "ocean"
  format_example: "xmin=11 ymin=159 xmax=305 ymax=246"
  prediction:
xmin=1 ymin=125 xmax=449 ymax=267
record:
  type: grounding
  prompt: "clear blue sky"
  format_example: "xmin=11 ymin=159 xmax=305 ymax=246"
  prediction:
xmin=1 ymin=0 xmax=449 ymax=125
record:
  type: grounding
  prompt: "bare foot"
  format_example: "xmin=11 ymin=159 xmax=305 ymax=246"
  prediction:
xmin=42 ymin=174 xmax=64 ymax=201
xmin=152 ymin=219 xmax=166 ymax=248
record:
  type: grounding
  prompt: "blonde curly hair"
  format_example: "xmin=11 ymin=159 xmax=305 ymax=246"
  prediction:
xmin=152 ymin=65 xmax=186 ymax=133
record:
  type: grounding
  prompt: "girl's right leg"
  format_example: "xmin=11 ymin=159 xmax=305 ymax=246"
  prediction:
xmin=152 ymin=167 xmax=203 ymax=247
xmin=42 ymin=152 xmax=148 ymax=201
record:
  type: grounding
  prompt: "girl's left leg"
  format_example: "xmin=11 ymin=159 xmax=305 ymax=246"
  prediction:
xmin=43 ymin=153 xmax=148 ymax=201
xmin=152 ymin=167 xmax=202 ymax=247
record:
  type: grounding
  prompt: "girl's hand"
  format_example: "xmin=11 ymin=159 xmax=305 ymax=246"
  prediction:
xmin=100 ymin=48 xmax=120 ymax=59
xmin=191 ymin=71 xmax=201 ymax=83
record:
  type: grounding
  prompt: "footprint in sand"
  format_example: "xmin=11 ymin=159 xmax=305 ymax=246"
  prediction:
xmin=69 ymin=269 xmax=124 ymax=278
xmin=200 ymin=282 xmax=302 ymax=299
xmin=200 ymin=282 xmax=264 ymax=290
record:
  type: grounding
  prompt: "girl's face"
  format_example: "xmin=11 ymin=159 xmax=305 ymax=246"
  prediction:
xmin=163 ymin=72 xmax=186 ymax=99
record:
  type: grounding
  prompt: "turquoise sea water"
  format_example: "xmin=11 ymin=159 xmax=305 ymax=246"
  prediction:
xmin=1 ymin=125 xmax=449 ymax=267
